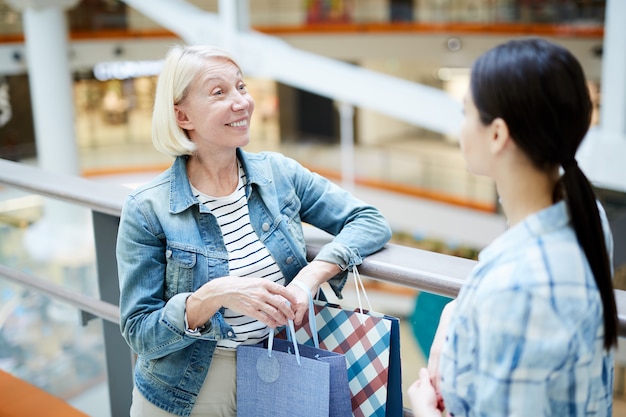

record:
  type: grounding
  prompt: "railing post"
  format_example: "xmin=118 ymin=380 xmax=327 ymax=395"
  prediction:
xmin=92 ymin=211 xmax=133 ymax=417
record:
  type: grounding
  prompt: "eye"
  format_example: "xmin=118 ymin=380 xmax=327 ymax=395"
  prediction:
xmin=238 ymin=82 xmax=247 ymax=92
xmin=212 ymin=88 xmax=224 ymax=96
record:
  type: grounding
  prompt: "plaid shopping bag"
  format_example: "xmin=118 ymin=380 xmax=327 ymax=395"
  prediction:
xmin=282 ymin=269 xmax=402 ymax=416
xmin=290 ymin=301 xmax=403 ymax=417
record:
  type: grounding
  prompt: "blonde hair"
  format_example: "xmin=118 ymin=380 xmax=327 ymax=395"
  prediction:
xmin=151 ymin=44 xmax=241 ymax=156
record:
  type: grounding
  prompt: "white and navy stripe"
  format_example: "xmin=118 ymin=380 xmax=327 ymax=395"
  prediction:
xmin=192 ymin=162 xmax=284 ymax=349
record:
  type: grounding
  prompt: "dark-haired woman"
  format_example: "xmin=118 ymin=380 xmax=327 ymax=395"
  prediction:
xmin=408 ymin=37 xmax=617 ymax=417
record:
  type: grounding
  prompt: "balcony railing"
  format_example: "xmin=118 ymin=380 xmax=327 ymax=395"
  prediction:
xmin=0 ymin=157 xmax=624 ymax=416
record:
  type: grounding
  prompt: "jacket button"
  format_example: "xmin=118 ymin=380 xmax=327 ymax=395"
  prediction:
xmin=285 ymin=256 xmax=294 ymax=264
xmin=262 ymin=223 xmax=270 ymax=232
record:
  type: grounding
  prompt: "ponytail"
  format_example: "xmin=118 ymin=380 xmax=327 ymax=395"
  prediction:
xmin=561 ymin=162 xmax=617 ymax=350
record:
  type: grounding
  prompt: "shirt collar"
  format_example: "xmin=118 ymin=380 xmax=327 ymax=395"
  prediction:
xmin=478 ymin=200 xmax=570 ymax=264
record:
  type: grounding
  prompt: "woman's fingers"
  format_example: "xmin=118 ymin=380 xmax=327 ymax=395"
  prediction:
xmin=407 ymin=368 xmax=442 ymax=417
xmin=284 ymin=283 xmax=311 ymax=325
xmin=222 ymin=278 xmax=296 ymax=327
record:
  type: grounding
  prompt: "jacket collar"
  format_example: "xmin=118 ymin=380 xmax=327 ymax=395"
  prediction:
xmin=236 ymin=148 xmax=272 ymax=188
xmin=169 ymin=155 xmax=196 ymax=214
xmin=168 ymin=149 xmax=272 ymax=214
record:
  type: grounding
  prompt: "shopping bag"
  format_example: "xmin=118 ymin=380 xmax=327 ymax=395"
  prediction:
xmin=237 ymin=320 xmax=351 ymax=417
xmin=285 ymin=270 xmax=403 ymax=417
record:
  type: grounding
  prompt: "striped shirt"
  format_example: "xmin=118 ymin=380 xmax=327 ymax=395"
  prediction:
xmin=192 ymin=163 xmax=285 ymax=349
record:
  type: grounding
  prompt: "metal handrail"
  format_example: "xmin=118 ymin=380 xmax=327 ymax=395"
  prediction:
xmin=0 ymin=157 xmax=624 ymax=417
xmin=0 ymin=159 xmax=130 ymax=217
xmin=0 ymin=264 xmax=119 ymax=324
xmin=0 ymin=158 xmax=625 ymax=334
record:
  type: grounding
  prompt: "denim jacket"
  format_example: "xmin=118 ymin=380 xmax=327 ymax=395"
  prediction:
xmin=116 ymin=149 xmax=391 ymax=416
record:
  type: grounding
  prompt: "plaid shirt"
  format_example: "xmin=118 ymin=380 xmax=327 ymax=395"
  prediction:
xmin=440 ymin=201 xmax=614 ymax=416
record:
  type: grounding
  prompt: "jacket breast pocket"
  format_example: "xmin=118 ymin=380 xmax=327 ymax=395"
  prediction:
xmin=281 ymin=194 xmax=305 ymax=249
xmin=164 ymin=246 xmax=197 ymax=301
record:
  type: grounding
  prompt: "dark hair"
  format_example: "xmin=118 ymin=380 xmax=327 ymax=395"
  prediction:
xmin=470 ymin=38 xmax=617 ymax=350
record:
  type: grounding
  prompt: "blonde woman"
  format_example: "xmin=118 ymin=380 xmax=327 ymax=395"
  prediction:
xmin=116 ymin=45 xmax=391 ymax=417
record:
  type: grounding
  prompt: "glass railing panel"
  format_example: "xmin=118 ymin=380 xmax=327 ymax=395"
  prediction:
xmin=0 ymin=189 xmax=99 ymax=297
xmin=0 ymin=274 xmax=110 ymax=416
xmin=0 ymin=186 xmax=109 ymax=415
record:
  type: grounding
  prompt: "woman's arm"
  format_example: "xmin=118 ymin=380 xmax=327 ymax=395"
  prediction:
xmin=117 ymin=196 xmax=198 ymax=358
xmin=285 ymin=260 xmax=342 ymax=324
xmin=286 ymin=156 xmax=392 ymax=293
xmin=427 ymin=299 xmax=456 ymax=409
xmin=185 ymin=275 xmax=297 ymax=329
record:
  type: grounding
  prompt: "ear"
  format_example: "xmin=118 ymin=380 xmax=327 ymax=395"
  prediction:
xmin=174 ymin=105 xmax=193 ymax=130
xmin=488 ymin=117 xmax=511 ymax=156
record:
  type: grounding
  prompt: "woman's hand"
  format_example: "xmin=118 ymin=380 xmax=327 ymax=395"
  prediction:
xmin=186 ymin=277 xmax=297 ymax=329
xmin=286 ymin=260 xmax=341 ymax=325
xmin=408 ymin=368 xmax=443 ymax=417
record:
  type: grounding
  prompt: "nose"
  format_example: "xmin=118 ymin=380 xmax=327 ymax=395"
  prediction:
xmin=232 ymin=92 xmax=250 ymax=111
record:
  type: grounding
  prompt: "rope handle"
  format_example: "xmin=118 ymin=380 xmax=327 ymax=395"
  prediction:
xmin=288 ymin=265 xmax=373 ymax=344
xmin=268 ymin=304 xmax=301 ymax=365
xmin=290 ymin=280 xmax=319 ymax=348
xmin=352 ymin=265 xmax=373 ymax=314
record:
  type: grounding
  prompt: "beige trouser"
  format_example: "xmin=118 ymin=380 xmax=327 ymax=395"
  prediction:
xmin=129 ymin=348 xmax=237 ymax=417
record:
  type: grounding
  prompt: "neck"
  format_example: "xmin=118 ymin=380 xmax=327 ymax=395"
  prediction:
xmin=187 ymin=152 xmax=239 ymax=197
xmin=495 ymin=164 xmax=559 ymax=228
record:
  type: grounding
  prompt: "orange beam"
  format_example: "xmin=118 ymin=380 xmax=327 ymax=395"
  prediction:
xmin=301 ymin=165 xmax=497 ymax=213
xmin=81 ymin=163 xmax=170 ymax=178
xmin=81 ymin=162 xmax=496 ymax=213
xmin=253 ymin=21 xmax=604 ymax=38
xmin=0 ymin=370 xmax=89 ymax=416
xmin=0 ymin=22 xmax=603 ymax=44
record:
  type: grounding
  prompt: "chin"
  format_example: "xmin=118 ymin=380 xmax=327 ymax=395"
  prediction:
xmin=237 ymin=137 xmax=251 ymax=148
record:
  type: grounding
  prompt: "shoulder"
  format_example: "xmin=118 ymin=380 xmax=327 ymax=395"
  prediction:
xmin=481 ymin=224 xmax=585 ymax=291
xmin=239 ymin=150 xmax=316 ymax=185
xmin=120 ymin=169 xmax=172 ymax=221
xmin=239 ymin=149 xmax=300 ymax=169
xmin=125 ymin=169 xmax=170 ymax=200
xmin=469 ymin=230 xmax=602 ymax=339
xmin=467 ymin=224 xmax=598 ymax=320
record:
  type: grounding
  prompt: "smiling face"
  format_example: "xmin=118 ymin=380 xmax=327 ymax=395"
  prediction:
xmin=174 ymin=57 xmax=255 ymax=153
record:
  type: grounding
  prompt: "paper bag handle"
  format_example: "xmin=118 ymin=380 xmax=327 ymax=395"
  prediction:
xmin=268 ymin=314 xmax=301 ymax=365
xmin=291 ymin=280 xmax=319 ymax=348
xmin=290 ymin=265 xmax=374 ymax=348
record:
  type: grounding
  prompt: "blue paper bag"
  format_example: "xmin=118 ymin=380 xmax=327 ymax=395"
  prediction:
xmin=237 ymin=324 xmax=351 ymax=417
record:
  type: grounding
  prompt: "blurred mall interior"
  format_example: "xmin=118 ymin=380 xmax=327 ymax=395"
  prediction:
xmin=1 ymin=0 xmax=625 ymax=415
